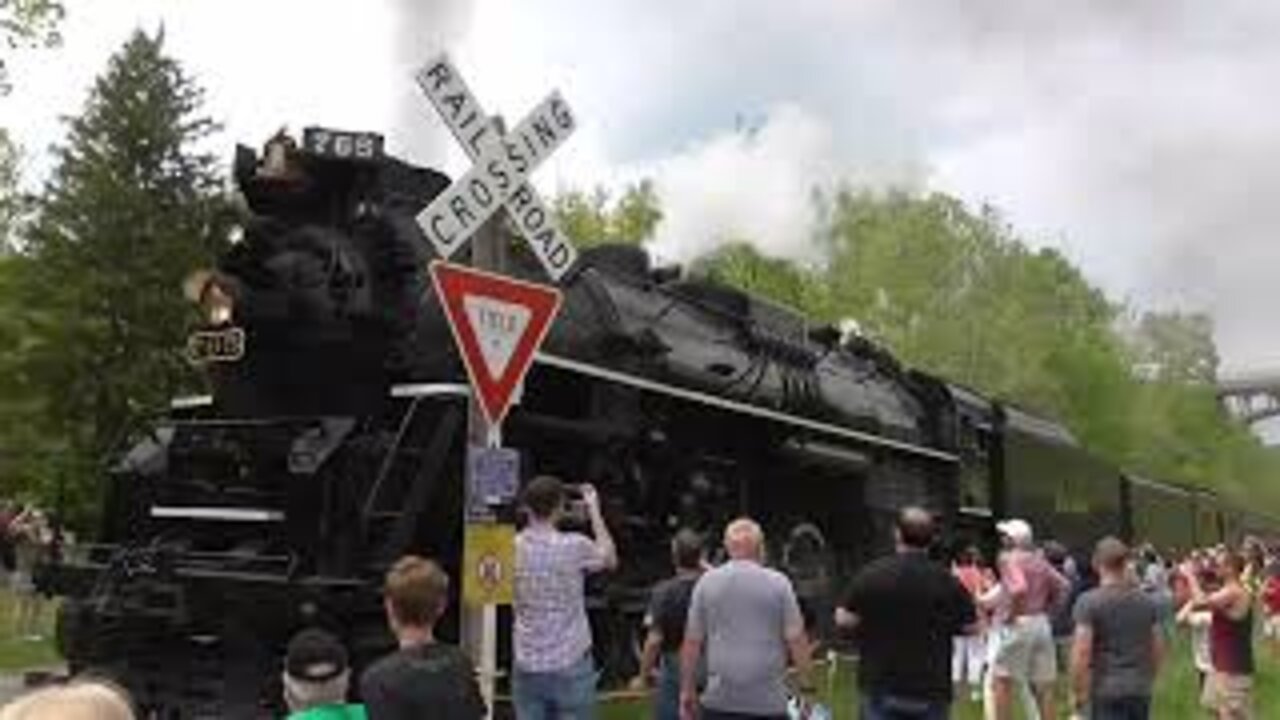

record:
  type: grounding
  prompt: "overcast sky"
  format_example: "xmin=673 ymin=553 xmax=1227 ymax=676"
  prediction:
xmin=5 ymin=0 xmax=1280 ymax=376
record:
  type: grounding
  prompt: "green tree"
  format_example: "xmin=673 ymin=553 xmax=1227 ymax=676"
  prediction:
xmin=553 ymin=186 xmax=610 ymax=246
xmin=6 ymin=30 xmax=229 ymax=524
xmin=1127 ymin=311 xmax=1219 ymax=384
xmin=554 ymin=180 xmax=662 ymax=247
xmin=693 ymin=242 xmax=833 ymax=321
xmin=1 ymin=0 xmax=65 ymax=245
xmin=0 ymin=133 xmax=20 ymax=249
xmin=0 ymin=0 xmax=67 ymax=492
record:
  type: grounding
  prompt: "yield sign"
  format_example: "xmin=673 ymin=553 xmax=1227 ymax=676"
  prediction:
xmin=429 ymin=261 xmax=562 ymax=426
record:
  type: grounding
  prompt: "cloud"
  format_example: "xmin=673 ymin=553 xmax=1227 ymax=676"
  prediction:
xmin=454 ymin=0 xmax=1280 ymax=373
xmin=9 ymin=0 xmax=1280 ymax=375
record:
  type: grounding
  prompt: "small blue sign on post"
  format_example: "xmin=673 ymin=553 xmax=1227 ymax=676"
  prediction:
xmin=467 ymin=445 xmax=520 ymax=520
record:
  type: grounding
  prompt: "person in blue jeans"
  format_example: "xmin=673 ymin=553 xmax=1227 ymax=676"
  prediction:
xmin=630 ymin=529 xmax=706 ymax=720
xmin=835 ymin=507 xmax=977 ymax=720
xmin=512 ymin=477 xmax=618 ymax=720
xmin=511 ymin=654 xmax=598 ymax=720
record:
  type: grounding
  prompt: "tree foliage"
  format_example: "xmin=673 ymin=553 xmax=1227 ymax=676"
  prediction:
xmin=692 ymin=242 xmax=834 ymax=321
xmin=1 ymin=0 xmax=64 ymax=95
xmin=1 ymin=30 xmax=230 ymax=525
xmin=0 ymin=133 xmax=20 ymax=249
xmin=554 ymin=182 xmax=1280 ymax=512
xmin=1127 ymin=311 xmax=1219 ymax=384
xmin=554 ymin=180 xmax=662 ymax=248
xmin=1 ymin=0 xmax=64 ymax=244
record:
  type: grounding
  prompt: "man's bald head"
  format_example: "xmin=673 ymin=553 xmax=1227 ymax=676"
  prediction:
xmin=724 ymin=518 xmax=765 ymax=561
xmin=895 ymin=507 xmax=935 ymax=551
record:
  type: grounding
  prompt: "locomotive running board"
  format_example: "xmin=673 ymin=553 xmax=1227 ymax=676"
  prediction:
xmin=533 ymin=352 xmax=958 ymax=463
xmin=150 ymin=506 xmax=284 ymax=522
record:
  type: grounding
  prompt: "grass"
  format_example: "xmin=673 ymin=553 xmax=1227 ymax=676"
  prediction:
xmin=601 ymin=632 xmax=1280 ymax=719
xmin=0 ymin=589 xmax=58 ymax=674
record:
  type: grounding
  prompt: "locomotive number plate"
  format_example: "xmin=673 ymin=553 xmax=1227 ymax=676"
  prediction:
xmin=186 ymin=327 xmax=246 ymax=365
xmin=302 ymin=127 xmax=384 ymax=161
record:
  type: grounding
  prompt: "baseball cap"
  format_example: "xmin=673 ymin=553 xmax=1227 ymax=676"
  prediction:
xmin=285 ymin=628 xmax=349 ymax=683
xmin=996 ymin=519 xmax=1033 ymax=545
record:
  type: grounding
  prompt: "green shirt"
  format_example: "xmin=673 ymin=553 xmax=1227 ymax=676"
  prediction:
xmin=286 ymin=704 xmax=368 ymax=720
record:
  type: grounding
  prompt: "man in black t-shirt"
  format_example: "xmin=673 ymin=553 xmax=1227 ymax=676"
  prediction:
xmin=359 ymin=556 xmax=486 ymax=720
xmin=630 ymin=529 xmax=705 ymax=720
xmin=834 ymin=508 xmax=977 ymax=720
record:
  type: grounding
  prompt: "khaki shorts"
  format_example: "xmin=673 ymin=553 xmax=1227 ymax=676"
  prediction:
xmin=1263 ymin=615 xmax=1280 ymax=639
xmin=989 ymin=614 xmax=1057 ymax=685
xmin=1203 ymin=672 xmax=1252 ymax=719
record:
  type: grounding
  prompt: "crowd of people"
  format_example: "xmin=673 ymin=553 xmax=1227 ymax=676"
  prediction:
xmin=623 ymin=501 xmax=1280 ymax=720
xmin=0 ymin=477 xmax=1277 ymax=719
xmin=935 ymin=525 xmax=1280 ymax=720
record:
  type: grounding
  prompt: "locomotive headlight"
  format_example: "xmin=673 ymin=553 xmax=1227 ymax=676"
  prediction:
xmin=205 ymin=287 xmax=234 ymax=325
xmin=183 ymin=269 xmax=236 ymax=326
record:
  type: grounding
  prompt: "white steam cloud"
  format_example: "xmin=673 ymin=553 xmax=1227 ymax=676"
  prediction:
xmin=646 ymin=105 xmax=844 ymax=264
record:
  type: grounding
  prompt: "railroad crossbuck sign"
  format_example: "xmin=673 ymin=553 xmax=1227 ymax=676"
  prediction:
xmin=429 ymin=261 xmax=562 ymax=427
xmin=416 ymin=53 xmax=579 ymax=281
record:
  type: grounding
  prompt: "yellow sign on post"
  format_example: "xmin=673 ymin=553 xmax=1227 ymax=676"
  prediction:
xmin=463 ymin=524 xmax=516 ymax=606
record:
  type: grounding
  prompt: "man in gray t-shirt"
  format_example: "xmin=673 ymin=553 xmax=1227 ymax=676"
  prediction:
xmin=1070 ymin=537 xmax=1164 ymax=720
xmin=680 ymin=518 xmax=813 ymax=720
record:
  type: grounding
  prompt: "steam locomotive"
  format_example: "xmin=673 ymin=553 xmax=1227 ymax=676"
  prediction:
xmin=40 ymin=128 xmax=1275 ymax=717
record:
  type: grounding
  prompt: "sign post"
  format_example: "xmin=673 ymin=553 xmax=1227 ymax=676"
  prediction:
xmin=413 ymin=51 xmax=578 ymax=718
xmin=464 ymin=221 xmax=507 ymax=719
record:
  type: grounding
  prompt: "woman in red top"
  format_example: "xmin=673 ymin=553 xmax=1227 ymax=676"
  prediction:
xmin=1183 ymin=550 xmax=1254 ymax=720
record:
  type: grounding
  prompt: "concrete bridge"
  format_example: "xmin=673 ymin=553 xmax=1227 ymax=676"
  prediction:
xmin=1219 ymin=372 xmax=1280 ymax=425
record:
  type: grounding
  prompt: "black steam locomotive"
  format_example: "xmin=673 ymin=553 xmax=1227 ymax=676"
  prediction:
xmin=40 ymin=129 xmax=1274 ymax=717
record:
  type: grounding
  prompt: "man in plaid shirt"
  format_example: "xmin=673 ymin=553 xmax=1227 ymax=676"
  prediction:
xmin=513 ymin=476 xmax=618 ymax=720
